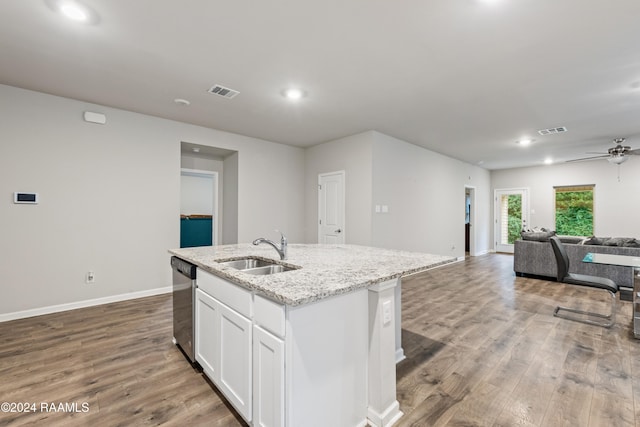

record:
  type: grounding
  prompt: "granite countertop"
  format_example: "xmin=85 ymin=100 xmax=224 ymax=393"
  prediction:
xmin=169 ymin=244 xmax=456 ymax=306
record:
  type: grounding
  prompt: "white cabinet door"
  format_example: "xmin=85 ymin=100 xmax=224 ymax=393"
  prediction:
xmin=195 ymin=288 xmax=219 ymax=381
xmin=218 ymin=302 xmax=252 ymax=422
xmin=253 ymin=325 xmax=285 ymax=427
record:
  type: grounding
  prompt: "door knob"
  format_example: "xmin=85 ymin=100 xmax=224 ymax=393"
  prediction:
xmin=335 ymin=229 xmax=342 ymax=233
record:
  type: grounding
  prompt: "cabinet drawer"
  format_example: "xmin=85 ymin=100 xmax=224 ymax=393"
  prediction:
xmin=254 ymin=294 xmax=285 ymax=337
xmin=198 ymin=269 xmax=252 ymax=318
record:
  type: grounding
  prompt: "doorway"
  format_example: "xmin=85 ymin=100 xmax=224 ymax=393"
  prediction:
xmin=464 ymin=186 xmax=476 ymax=257
xmin=180 ymin=142 xmax=239 ymax=245
xmin=180 ymin=169 xmax=218 ymax=247
xmin=318 ymin=171 xmax=345 ymax=244
xmin=494 ymin=188 xmax=529 ymax=253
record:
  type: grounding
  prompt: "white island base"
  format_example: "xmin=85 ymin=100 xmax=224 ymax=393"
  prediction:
xmin=195 ymin=268 xmax=403 ymax=427
xmin=174 ymin=244 xmax=454 ymax=427
xmin=285 ymin=278 xmax=402 ymax=427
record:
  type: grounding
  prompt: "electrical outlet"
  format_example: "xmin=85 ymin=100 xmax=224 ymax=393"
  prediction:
xmin=86 ymin=271 xmax=95 ymax=284
xmin=382 ymin=300 xmax=392 ymax=326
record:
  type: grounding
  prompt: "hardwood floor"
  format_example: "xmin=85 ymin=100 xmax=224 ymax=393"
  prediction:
xmin=1 ymin=253 xmax=638 ymax=426
xmin=397 ymin=254 xmax=638 ymax=427
xmin=0 ymin=294 xmax=246 ymax=427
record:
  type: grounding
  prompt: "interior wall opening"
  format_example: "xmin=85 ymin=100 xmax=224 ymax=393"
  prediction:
xmin=180 ymin=142 xmax=239 ymax=246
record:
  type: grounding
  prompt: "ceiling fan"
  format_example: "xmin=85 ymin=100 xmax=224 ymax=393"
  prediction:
xmin=567 ymin=138 xmax=640 ymax=164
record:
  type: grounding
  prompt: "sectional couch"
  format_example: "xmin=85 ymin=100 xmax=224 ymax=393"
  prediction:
xmin=514 ymin=235 xmax=640 ymax=301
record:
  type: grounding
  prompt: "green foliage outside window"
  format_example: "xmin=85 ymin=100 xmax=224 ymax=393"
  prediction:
xmin=555 ymin=189 xmax=594 ymax=236
xmin=507 ymin=195 xmax=522 ymax=244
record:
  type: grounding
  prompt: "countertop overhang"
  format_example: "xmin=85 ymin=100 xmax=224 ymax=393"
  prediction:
xmin=169 ymin=244 xmax=456 ymax=306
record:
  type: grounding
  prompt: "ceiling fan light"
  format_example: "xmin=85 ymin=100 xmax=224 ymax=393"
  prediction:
xmin=607 ymin=155 xmax=628 ymax=165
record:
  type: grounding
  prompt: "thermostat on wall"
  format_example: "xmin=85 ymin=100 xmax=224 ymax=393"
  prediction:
xmin=14 ymin=192 xmax=38 ymax=204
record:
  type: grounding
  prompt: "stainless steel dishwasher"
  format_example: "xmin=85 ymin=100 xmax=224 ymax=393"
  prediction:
xmin=171 ymin=256 xmax=197 ymax=364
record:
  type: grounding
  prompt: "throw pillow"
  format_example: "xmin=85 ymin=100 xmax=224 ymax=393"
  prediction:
xmin=559 ymin=236 xmax=584 ymax=244
xmin=603 ymin=237 xmax=635 ymax=247
xmin=623 ymin=239 xmax=640 ymax=248
xmin=521 ymin=230 xmax=556 ymax=242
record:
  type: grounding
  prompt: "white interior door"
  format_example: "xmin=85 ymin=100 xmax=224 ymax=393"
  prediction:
xmin=318 ymin=171 xmax=345 ymax=244
xmin=495 ymin=188 xmax=529 ymax=253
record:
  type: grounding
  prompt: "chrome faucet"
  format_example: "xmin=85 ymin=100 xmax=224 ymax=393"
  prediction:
xmin=253 ymin=231 xmax=288 ymax=260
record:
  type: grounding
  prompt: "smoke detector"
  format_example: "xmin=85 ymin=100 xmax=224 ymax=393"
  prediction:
xmin=537 ymin=126 xmax=567 ymax=136
xmin=208 ymin=84 xmax=240 ymax=99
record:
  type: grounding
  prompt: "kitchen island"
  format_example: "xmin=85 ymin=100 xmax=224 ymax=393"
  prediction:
xmin=169 ymin=244 xmax=454 ymax=427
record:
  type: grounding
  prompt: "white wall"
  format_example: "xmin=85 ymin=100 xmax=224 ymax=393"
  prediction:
xmin=303 ymin=130 xmax=492 ymax=257
xmin=0 ymin=84 xmax=305 ymax=318
xmin=371 ymin=132 xmax=492 ymax=257
xmin=222 ymin=153 xmax=239 ymax=245
xmin=181 ymin=152 xmax=225 ymax=172
xmin=304 ymin=132 xmax=374 ymax=245
xmin=491 ymin=160 xmax=640 ymax=240
xmin=2 ymin=83 xmax=495 ymax=319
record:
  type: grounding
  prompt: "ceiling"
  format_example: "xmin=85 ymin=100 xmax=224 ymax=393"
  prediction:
xmin=2 ymin=0 xmax=640 ymax=170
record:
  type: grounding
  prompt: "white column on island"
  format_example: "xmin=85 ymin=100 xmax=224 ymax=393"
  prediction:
xmin=368 ymin=278 xmax=403 ymax=427
xmin=395 ymin=283 xmax=405 ymax=363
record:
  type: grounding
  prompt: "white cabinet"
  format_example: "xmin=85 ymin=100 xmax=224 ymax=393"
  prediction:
xmin=195 ymin=288 xmax=219 ymax=381
xmin=195 ymin=270 xmax=252 ymax=423
xmin=195 ymin=269 xmax=371 ymax=427
xmin=218 ymin=301 xmax=252 ymax=420
xmin=253 ymin=294 xmax=286 ymax=427
xmin=253 ymin=325 xmax=284 ymax=427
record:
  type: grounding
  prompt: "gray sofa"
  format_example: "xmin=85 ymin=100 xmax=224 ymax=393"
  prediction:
xmin=514 ymin=238 xmax=640 ymax=301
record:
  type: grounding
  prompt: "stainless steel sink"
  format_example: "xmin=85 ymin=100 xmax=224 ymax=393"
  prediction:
xmin=242 ymin=264 xmax=296 ymax=275
xmin=217 ymin=258 xmax=273 ymax=270
xmin=216 ymin=257 xmax=299 ymax=275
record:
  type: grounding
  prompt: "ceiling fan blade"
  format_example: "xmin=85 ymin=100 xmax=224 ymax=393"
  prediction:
xmin=566 ymin=155 xmax=610 ymax=163
xmin=585 ymin=151 xmax=608 ymax=154
xmin=626 ymin=148 xmax=640 ymax=155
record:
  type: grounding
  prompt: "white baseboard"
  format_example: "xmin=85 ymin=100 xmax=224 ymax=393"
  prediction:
xmin=0 ymin=286 xmax=172 ymax=323
xmin=471 ymin=249 xmax=492 ymax=256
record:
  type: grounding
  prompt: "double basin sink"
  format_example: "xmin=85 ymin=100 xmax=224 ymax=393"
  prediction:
xmin=217 ymin=257 xmax=298 ymax=275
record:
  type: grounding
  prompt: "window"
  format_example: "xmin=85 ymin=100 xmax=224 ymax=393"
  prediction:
xmin=554 ymin=185 xmax=594 ymax=236
xmin=500 ymin=194 xmax=523 ymax=244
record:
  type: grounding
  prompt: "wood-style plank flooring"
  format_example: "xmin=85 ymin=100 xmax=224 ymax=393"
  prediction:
xmin=396 ymin=254 xmax=638 ymax=427
xmin=1 ymin=253 xmax=638 ymax=426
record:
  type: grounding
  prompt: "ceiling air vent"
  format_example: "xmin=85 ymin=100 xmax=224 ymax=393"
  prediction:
xmin=537 ymin=126 xmax=567 ymax=136
xmin=208 ymin=84 xmax=240 ymax=99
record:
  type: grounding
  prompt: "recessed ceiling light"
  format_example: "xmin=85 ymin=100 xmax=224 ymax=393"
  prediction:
xmin=517 ymin=138 xmax=533 ymax=146
xmin=174 ymin=98 xmax=191 ymax=106
xmin=283 ymin=88 xmax=306 ymax=100
xmin=45 ymin=0 xmax=98 ymax=24
xmin=60 ymin=2 xmax=88 ymax=21
xmin=544 ymin=158 xmax=553 ymax=165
